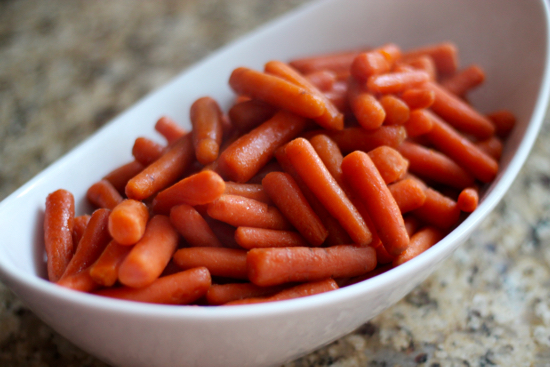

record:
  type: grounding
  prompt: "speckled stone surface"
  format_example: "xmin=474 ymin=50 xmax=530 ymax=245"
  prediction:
xmin=1 ymin=1 xmax=550 ymax=366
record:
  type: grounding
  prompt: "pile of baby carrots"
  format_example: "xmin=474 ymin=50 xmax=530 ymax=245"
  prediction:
xmin=43 ymin=42 xmax=514 ymax=306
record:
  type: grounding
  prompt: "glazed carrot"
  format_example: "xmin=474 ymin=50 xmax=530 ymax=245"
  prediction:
xmin=44 ymin=189 xmax=75 ymax=282
xmin=397 ymin=141 xmax=475 ymax=189
xmin=285 ymin=138 xmax=372 ymax=246
xmin=190 ymin=96 xmax=224 ymax=165
xmin=402 ymin=42 xmax=458 ymax=75
xmin=225 ymin=278 xmax=339 ymax=305
xmin=289 ymin=50 xmax=361 ymax=74
xmin=412 ymin=187 xmax=461 ymax=229
xmin=223 ymin=182 xmax=271 ymax=204
xmin=229 ymin=67 xmax=325 ymax=119
xmin=350 ymin=51 xmax=391 ymax=82
xmin=57 ymin=268 xmax=100 ymax=293
xmin=86 ymin=179 xmax=123 ymax=210
xmin=95 ymin=267 xmax=211 ymax=305
xmin=60 ymin=208 xmax=111 ymax=280
xmin=173 ymin=247 xmax=248 ymax=280
xmin=376 ymin=43 xmax=402 ymax=66
xmin=475 ymin=136 xmax=503 ymax=160
xmin=132 ymin=137 xmax=164 ymax=166
xmin=103 ymin=160 xmax=144 ymax=194
xmin=400 ymin=88 xmax=435 ymax=110
xmin=457 ymin=187 xmax=479 ymax=213
xmin=423 ymin=81 xmax=495 ymax=139
xmin=403 ymin=55 xmax=437 ymax=80
xmin=118 ymin=215 xmax=179 ymax=288
xmin=155 ymin=116 xmax=186 ymax=144
xmin=108 ymin=199 xmax=149 ymax=245
xmin=367 ymin=146 xmax=409 ymax=184
xmin=217 ymin=110 xmax=308 ymax=183
xmin=152 ymin=170 xmax=225 ymax=214
xmin=72 ymin=214 xmax=90 ymax=250
xmin=305 ymin=70 xmax=337 ymax=91
xmin=367 ymin=70 xmax=430 ymax=95
xmin=487 ymin=109 xmax=516 ymax=138
xmin=234 ymin=227 xmax=310 ymax=249
xmin=207 ymin=283 xmax=286 ymax=305
xmin=404 ymin=109 xmax=433 ymax=137
xmin=309 ymin=134 xmax=345 ymax=187
xmin=262 ymin=172 xmax=328 ymax=246
xmin=341 ymin=151 xmax=409 ymax=256
xmin=441 ymin=65 xmax=485 ymax=96
xmin=388 ymin=178 xmax=427 ymax=213
xmin=228 ymin=99 xmax=277 ymax=133
xmin=247 ymin=245 xmax=376 ymax=286
xmin=89 ymin=240 xmax=132 ymax=287
xmin=393 ymin=226 xmax=445 ymax=266
xmin=348 ymin=79 xmax=386 ymax=130
xmin=265 ymin=60 xmax=344 ymax=130
xmin=170 ymin=204 xmax=223 ymax=248
xmin=425 ymin=111 xmax=499 ymax=183
xmin=125 ymin=133 xmax=194 ymax=200
xmin=324 ymin=80 xmax=349 ymax=112
xmin=379 ymin=95 xmax=410 ymax=125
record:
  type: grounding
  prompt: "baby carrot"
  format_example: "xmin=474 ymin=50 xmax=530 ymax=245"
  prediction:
xmin=44 ymin=189 xmax=75 ymax=282
xmin=400 ymin=88 xmax=435 ymax=110
xmin=367 ymin=70 xmax=430 ymax=95
xmin=118 ymin=215 xmax=179 ymax=288
xmin=102 ymin=160 xmax=144 ymax=194
xmin=172 ymin=247 xmax=248 ymax=280
xmin=341 ymin=151 xmax=409 ymax=256
xmin=350 ymin=51 xmax=391 ymax=82
xmin=440 ymin=64 xmax=485 ymax=96
xmin=95 ymin=267 xmax=211 ymax=305
xmin=217 ymin=110 xmax=308 ymax=183
xmin=57 ymin=268 xmax=100 ymax=293
xmin=86 ymin=179 xmax=123 ymax=210
xmin=132 ymin=137 xmax=164 ymax=166
xmin=475 ymin=136 xmax=503 ymax=160
xmin=304 ymin=70 xmax=337 ymax=91
xmin=207 ymin=283 xmax=286 ymax=305
xmin=367 ymin=146 xmax=409 ymax=184
xmin=388 ymin=178 xmax=427 ymax=213
xmin=223 ymin=181 xmax=271 ymax=204
xmin=89 ymin=240 xmax=132 ymax=287
xmin=247 ymin=245 xmax=376 ymax=286
xmin=348 ymin=79 xmax=386 ymax=130
xmin=379 ymin=95 xmax=410 ymax=125
xmin=108 ymin=199 xmax=149 ymax=245
xmin=170 ymin=204 xmax=223 ymax=248
xmin=234 ymin=227 xmax=310 ymax=249
xmin=308 ymin=134 xmax=345 ymax=187
xmin=190 ymin=96 xmax=224 ymax=165
xmin=412 ymin=187 xmax=461 ymax=229
xmin=155 ymin=116 xmax=186 ymax=144
xmin=72 ymin=214 xmax=90 ymax=250
xmin=457 ymin=187 xmax=479 ymax=213
xmin=285 ymin=138 xmax=372 ymax=246
xmin=404 ymin=109 xmax=433 ymax=137
xmin=228 ymin=99 xmax=277 ymax=133
xmin=393 ymin=226 xmax=445 ymax=267
xmin=262 ymin=172 xmax=328 ymax=246
xmin=402 ymin=42 xmax=458 ymax=75
xmin=152 ymin=170 xmax=226 ymax=214
xmin=289 ymin=50 xmax=361 ymax=74
xmin=487 ymin=109 xmax=516 ymax=138
xmin=125 ymin=133 xmax=194 ymax=200
xmin=403 ymin=55 xmax=437 ymax=80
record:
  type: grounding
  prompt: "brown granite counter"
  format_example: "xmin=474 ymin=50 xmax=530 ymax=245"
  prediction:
xmin=1 ymin=1 xmax=549 ymax=366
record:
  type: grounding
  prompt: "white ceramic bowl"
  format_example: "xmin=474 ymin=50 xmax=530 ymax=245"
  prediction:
xmin=0 ymin=0 xmax=549 ymax=366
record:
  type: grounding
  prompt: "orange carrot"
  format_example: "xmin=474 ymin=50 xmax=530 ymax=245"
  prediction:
xmin=234 ymin=227 xmax=309 ymax=249
xmin=350 ymin=51 xmax=391 ymax=82
xmin=89 ymin=240 xmax=132 ymax=287
xmin=170 ymin=204 xmax=223 ymax=248
xmin=441 ymin=64 xmax=485 ymax=96
xmin=393 ymin=226 xmax=445 ymax=266
xmin=118 ymin=215 xmax=179 ymax=288
xmin=341 ymin=151 xmax=409 ymax=256
xmin=132 ymin=137 xmax=164 ymax=166
xmin=262 ymin=172 xmax=328 ymax=246
xmin=86 ymin=179 xmax=123 ymax=210
xmin=305 ymin=70 xmax=337 ymax=92
xmin=487 ymin=109 xmax=516 ymax=138
xmin=108 ymin=199 xmax=149 ymax=245
xmin=207 ymin=282 xmax=286 ymax=305
xmin=367 ymin=70 xmax=430 ymax=95
xmin=72 ymin=214 xmax=90 ymax=250
xmin=223 ymin=181 xmax=271 ymax=204
xmin=400 ymin=88 xmax=435 ymax=110
xmin=152 ymin=170 xmax=225 ymax=214
xmin=475 ymin=136 xmax=503 ymax=160
xmin=103 ymin=160 xmax=144 ymax=194
xmin=172 ymin=247 xmax=248 ymax=280
xmin=404 ymin=109 xmax=433 ymax=137
xmin=95 ymin=267 xmax=211 ymax=305
xmin=379 ymin=95 xmax=410 ymax=125
xmin=457 ymin=187 xmax=479 ymax=213
xmin=412 ymin=187 xmax=461 ymax=229
xmin=190 ymin=96 xmax=224 ymax=165
xmin=367 ymin=146 xmax=409 ymax=184
xmin=402 ymin=42 xmax=458 ymax=75
xmin=125 ymin=133 xmax=194 ymax=200
xmin=403 ymin=55 xmax=437 ymax=80
xmin=57 ymin=268 xmax=100 ymax=293
xmin=388 ymin=178 xmax=427 ymax=213
xmin=348 ymin=78 xmax=386 ymax=130
xmin=228 ymin=99 xmax=277 ymax=133
xmin=155 ymin=116 xmax=186 ymax=144
xmin=44 ymin=189 xmax=75 ymax=282
xmin=308 ymin=134 xmax=346 ymax=187
xmin=247 ymin=245 xmax=376 ymax=286
xmin=289 ymin=50 xmax=361 ymax=74
xmin=217 ymin=110 xmax=308 ymax=183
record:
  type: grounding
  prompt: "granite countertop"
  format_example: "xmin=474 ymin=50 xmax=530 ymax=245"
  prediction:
xmin=1 ymin=1 xmax=550 ymax=366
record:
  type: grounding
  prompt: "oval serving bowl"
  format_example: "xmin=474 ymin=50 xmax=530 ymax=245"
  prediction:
xmin=0 ymin=0 xmax=549 ymax=366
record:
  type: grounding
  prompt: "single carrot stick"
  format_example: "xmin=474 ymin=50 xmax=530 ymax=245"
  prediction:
xmin=367 ymin=70 xmax=430 ymax=95
xmin=190 ymin=96 xmax=224 ymax=165
xmin=305 ymin=70 xmax=337 ymax=92
xmin=341 ymin=151 xmax=409 ymax=256
xmin=376 ymin=43 xmax=402 ymax=66
xmin=229 ymin=67 xmax=325 ymax=119
xmin=402 ymin=42 xmax=458 ymax=75
xmin=441 ymin=64 xmax=485 ymax=96
xmin=404 ymin=109 xmax=433 ymax=137
xmin=125 ymin=133 xmax=194 ymax=200
xmin=348 ymin=78 xmax=386 ymax=130
xmin=95 ymin=267 xmax=211 ymax=305
xmin=285 ymin=138 xmax=372 ymax=246
xmin=457 ymin=187 xmax=479 ymax=213
xmin=423 ymin=81 xmax=495 ymax=139
xmin=228 ymin=99 xmax=277 ymax=133
xmin=367 ymin=146 xmax=409 ymax=184
xmin=265 ymin=60 xmax=344 ymax=130
xmin=397 ymin=141 xmax=475 ymax=189
xmin=72 ymin=214 xmax=90 ymax=251
xmin=108 ymin=199 xmax=149 ymax=245
xmin=403 ymin=55 xmax=437 ymax=80
xmin=132 ymin=137 xmax=164 ymax=167
xmin=308 ymin=134 xmax=346 ymax=187
xmin=223 ymin=182 xmax=271 ymax=204
xmin=475 ymin=136 xmax=503 ymax=160
xmin=44 ymin=189 xmax=75 ymax=282
xmin=60 ymin=208 xmax=111 ymax=280
xmin=206 ymin=194 xmax=292 ymax=230
xmin=425 ymin=111 xmax=499 ymax=183
xmin=217 ymin=110 xmax=308 ymax=183
xmin=350 ymin=51 xmax=391 ymax=82
xmin=487 ymin=109 xmax=516 ymax=138
xmin=152 ymin=170 xmax=225 ymax=214
xmin=86 ymin=179 xmax=123 ymax=210
xmin=207 ymin=283 xmax=286 ymax=305
xmin=225 ymin=278 xmax=339 ymax=305
xmin=103 ymin=160 xmax=144 ymax=194
xmin=289 ymin=50 xmax=361 ymax=74
xmin=57 ymin=268 xmax=101 ymax=293
xmin=118 ymin=215 xmax=179 ymax=288
xmin=388 ymin=178 xmax=427 ymax=213
xmin=393 ymin=226 xmax=445 ymax=266
xmin=173 ymin=247 xmax=248 ymax=279
xmin=234 ymin=227 xmax=310 ymax=249
xmin=400 ymin=88 xmax=435 ymax=110
xmin=412 ymin=187 xmax=461 ymax=229
xmin=170 ymin=204 xmax=223 ymax=248
xmin=379 ymin=95 xmax=410 ymax=125
xmin=89 ymin=240 xmax=132 ymax=287
xmin=262 ymin=172 xmax=328 ymax=246
xmin=155 ymin=116 xmax=186 ymax=144
xmin=247 ymin=245 xmax=376 ymax=286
